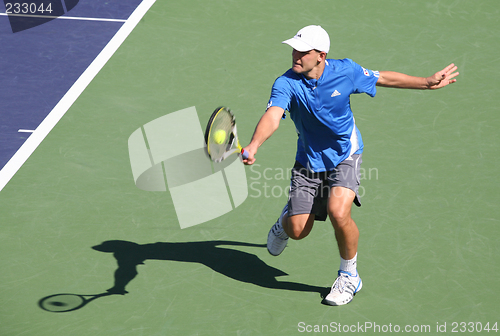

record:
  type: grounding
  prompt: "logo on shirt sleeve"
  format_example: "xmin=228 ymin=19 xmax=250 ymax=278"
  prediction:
xmin=361 ymin=67 xmax=380 ymax=78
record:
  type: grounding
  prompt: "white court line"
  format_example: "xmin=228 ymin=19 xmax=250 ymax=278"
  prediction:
xmin=0 ymin=0 xmax=156 ymax=192
xmin=0 ymin=12 xmax=127 ymax=22
xmin=18 ymin=129 xmax=35 ymax=133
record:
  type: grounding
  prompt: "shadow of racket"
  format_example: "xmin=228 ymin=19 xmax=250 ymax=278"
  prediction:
xmin=38 ymin=292 xmax=115 ymax=313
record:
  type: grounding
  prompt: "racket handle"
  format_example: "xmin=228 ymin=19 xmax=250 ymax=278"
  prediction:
xmin=241 ymin=148 xmax=249 ymax=160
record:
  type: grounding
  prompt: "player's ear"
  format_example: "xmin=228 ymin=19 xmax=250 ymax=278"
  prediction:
xmin=316 ymin=50 xmax=327 ymax=63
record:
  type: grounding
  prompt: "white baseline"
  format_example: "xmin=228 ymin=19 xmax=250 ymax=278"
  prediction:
xmin=0 ymin=12 xmax=127 ymax=22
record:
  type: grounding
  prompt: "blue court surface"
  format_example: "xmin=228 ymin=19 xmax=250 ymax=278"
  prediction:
xmin=1 ymin=1 xmax=499 ymax=335
xmin=0 ymin=0 xmax=141 ymax=170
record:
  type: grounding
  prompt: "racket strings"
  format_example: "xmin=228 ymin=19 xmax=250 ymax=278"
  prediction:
xmin=208 ymin=110 xmax=234 ymax=160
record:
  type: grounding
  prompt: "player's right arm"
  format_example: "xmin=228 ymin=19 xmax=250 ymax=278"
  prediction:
xmin=243 ymin=106 xmax=284 ymax=165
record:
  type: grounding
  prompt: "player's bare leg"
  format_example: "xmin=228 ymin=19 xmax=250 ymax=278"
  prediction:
xmin=267 ymin=207 xmax=315 ymax=256
xmin=323 ymin=186 xmax=362 ymax=306
xmin=282 ymin=213 xmax=315 ymax=240
xmin=328 ymin=187 xmax=359 ymax=260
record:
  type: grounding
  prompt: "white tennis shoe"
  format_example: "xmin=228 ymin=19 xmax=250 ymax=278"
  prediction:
xmin=267 ymin=205 xmax=289 ymax=256
xmin=323 ymin=271 xmax=362 ymax=306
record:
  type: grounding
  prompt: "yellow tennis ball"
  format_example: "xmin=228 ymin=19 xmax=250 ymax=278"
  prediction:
xmin=213 ymin=130 xmax=227 ymax=144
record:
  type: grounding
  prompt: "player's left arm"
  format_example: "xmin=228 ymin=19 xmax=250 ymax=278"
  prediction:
xmin=376 ymin=63 xmax=459 ymax=90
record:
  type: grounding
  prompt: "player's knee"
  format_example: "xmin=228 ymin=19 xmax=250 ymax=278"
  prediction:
xmin=328 ymin=208 xmax=351 ymax=229
xmin=288 ymin=226 xmax=309 ymax=240
xmin=286 ymin=216 xmax=313 ymax=240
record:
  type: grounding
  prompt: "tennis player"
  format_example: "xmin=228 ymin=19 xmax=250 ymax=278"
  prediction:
xmin=242 ymin=25 xmax=458 ymax=306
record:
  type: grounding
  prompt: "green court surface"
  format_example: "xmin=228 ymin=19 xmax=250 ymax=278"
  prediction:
xmin=1 ymin=0 xmax=499 ymax=335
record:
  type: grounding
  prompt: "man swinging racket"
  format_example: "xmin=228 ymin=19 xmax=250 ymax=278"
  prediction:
xmin=242 ymin=25 xmax=458 ymax=306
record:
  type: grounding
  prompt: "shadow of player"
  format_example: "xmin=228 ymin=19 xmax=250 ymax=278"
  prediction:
xmin=92 ymin=240 xmax=329 ymax=297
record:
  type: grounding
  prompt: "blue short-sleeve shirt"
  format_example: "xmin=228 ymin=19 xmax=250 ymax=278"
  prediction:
xmin=268 ymin=58 xmax=379 ymax=172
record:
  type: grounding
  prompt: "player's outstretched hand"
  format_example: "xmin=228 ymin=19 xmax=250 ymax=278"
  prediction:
xmin=426 ymin=63 xmax=459 ymax=89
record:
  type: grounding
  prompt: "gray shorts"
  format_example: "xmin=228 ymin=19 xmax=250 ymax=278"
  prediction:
xmin=288 ymin=154 xmax=362 ymax=221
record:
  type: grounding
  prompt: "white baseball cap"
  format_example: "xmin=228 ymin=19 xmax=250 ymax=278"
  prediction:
xmin=282 ymin=25 xmax=330 ymax=53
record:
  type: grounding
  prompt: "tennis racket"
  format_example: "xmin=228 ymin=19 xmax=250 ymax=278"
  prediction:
xmin=38 ymin=292 xmax=112 ymax=313
xmin=204 ymin=106 xmax=249 ymax=162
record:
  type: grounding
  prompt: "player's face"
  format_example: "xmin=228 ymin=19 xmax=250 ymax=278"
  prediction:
xmin=291 ymin=49 xmax=324 ymax=77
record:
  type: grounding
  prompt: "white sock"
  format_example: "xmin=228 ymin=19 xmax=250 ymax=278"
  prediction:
xmin=339 ymin=253 xmax=357 ymax=275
